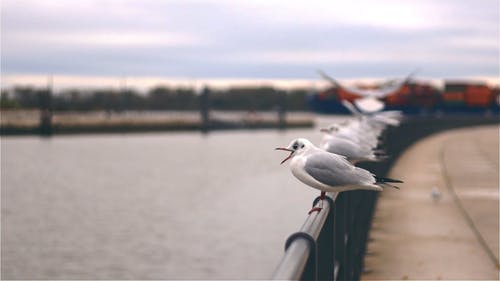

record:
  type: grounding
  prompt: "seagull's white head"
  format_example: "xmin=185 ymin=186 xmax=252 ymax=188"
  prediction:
xmin=275 ymin=138 xmax=313 ymax=164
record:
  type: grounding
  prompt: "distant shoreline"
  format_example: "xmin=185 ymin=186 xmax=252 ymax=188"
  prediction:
xmin=0 ymin=121 xmax=314 ymax=136
xmin=0 ymin=110 xmax=314 ymax=136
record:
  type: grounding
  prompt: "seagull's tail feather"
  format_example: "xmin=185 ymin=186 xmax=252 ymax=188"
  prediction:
xmin=375 ymin=176 xmax=403 ymax=183
xmin=378 ymin=182 xmax=400 ymax=189
xmin=375 ymin=176 xmax=403 ymax=189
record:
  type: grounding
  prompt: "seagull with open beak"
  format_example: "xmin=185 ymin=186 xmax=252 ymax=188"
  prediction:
xmin=276 ymin=138 xmax=402 ymax=214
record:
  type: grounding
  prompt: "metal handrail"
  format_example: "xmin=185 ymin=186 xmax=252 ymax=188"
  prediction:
xmin=271 ymin=117 xmax=500 ymax=281
xmin=272 ymin=192 xmax=338 ymax=280
xmin=271 ymin=190 xmax=379 ymax=281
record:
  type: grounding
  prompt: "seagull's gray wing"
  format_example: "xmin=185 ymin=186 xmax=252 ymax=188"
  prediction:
xmin=340 ymin=86 xmax=374 ymax=98
xmin=376 ymin=70 xmax=417 ymax=97
xmin=318 ymin=70 xmax=374 ymax=98
xmin=304 ymin=152 xmax=374 ymax=186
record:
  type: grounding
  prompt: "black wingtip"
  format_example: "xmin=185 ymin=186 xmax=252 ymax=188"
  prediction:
xmin=375 ymin=176 xmax=404 ymax=184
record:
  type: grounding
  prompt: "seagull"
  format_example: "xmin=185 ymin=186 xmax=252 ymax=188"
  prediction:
xmin=318 ymin=70 xmax=416 ymax=113
xmin=276 ymin=138 xmax=402 ymax=214
xmin=320 ymin=133 xmax=385 ymax=164
xmin=320 ymin=122 xmax=379 ymax=149
xmin=318 ymin=69 xmax=417 ymax=99
xmin=318 ymin=100 xmax=402 ymax=163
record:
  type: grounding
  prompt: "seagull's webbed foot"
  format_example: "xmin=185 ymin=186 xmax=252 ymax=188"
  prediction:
xmin=308 ymin=191 xmax=326 ymax=214
xmin=308 ymin=207 xmax=322 ymax=214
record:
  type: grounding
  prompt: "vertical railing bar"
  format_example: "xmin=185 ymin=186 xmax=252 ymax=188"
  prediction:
xmin=317 ymin=195 xmax=335 ymax=280
xmin=334 ymin=192 xmax=347 ymax=281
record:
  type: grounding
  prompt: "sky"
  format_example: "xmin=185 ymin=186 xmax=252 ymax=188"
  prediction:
xmin=1 ymin=0 xmax=499 ymax=90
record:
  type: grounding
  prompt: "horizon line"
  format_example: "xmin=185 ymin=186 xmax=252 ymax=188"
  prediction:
xmin=1 ymin=74 xmax=499 ymax=92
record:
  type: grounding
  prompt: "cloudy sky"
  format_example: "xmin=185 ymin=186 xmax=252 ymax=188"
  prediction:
xmin=1 ymin=0 xmax=499 ymax=89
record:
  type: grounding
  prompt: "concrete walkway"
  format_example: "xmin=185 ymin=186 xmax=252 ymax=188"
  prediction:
xmin=362 ymin=125 xmax=499 ymax=280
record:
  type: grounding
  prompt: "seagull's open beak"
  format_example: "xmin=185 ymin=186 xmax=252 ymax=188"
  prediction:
xmin=275 ymin=147 xmax=294 ymax=164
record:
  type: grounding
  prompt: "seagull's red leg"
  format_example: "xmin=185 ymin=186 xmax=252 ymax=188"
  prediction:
xmin=308 ymin=207 xmax=322 ymax=214
xmin=308 ymin=191 xmax=326 ymax=214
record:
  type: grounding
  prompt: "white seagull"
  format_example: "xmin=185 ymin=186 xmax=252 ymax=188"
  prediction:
xmin=320 ymin=122 xmax=379 ymax=149
xmin=318 ymin=69 xmax=416 ymax=113
xmin=320 ymin=134 xmax=384 ymax=164
xmin=318 ymin=100 xmax=403 ymax=163
xmin=318 ymin=69 xmax=417 ymax=99
xmin=276 ymin=138 xmax=402 ymax=214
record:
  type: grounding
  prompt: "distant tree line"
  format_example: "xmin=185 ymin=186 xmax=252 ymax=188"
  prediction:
xmin=0 ymin=86 xmax=310 ymax=111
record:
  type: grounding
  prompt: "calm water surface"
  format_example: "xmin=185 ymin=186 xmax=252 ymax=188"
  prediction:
xmin=1 ymin=116 xmax=344 ymax=279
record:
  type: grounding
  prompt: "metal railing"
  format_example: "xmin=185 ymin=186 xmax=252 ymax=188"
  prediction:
xmin=272 ymin=190 xmax=378 ymax=281
xmin=272 ymin=116 xmax=500 ymax=281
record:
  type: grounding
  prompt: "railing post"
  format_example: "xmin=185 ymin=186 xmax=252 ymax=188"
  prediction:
xmin=334 ymin=192 xmax=347 ymax=280
xmin=200 ymin=86 xmax=211 ymax=133
xmin=345 ymin=191 xmax=363 ymax=280
xmin=278 ymin=90 xmax=286 ymax=130
xmin=315 ymin=196 xmax=336 ymax=280
xmin=352 ymin=190 xmax=377 ymax=280
xmin=39 ymin=76 xmax=53 ymax=136
xmin=344 ymin=191 xmax=356 ymax=280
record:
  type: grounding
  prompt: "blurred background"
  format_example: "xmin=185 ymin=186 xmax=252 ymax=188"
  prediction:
xmin=1 ymin=0 xmax=498 ymax=279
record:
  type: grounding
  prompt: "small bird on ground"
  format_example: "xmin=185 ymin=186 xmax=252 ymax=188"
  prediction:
xmin=431 ymin=186 xmax=442 ymax=203
xmin=276 ymin=138 xmax=402 ymax=214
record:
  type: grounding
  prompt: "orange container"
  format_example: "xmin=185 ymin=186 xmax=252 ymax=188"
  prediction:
xmin=443 ymin=82 xmax=467 ymax=105
xmin=412 ymin=84 xmax=438 ymax=107
xmin=492 ymin=88 xmax=500 ymax=106
xmin=385 ymin=84 xmax=411 ymax=106
xmin=464 ymin=85 xmax=493 ymax=107
xmin=442 ymin=91 xmax=465 ymax=103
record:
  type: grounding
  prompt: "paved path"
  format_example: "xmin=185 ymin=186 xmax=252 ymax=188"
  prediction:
xmin=362 ymin=125 xmax=499 ymax=280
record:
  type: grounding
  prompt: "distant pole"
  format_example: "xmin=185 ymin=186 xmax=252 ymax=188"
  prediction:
xmin=200 ymin=86 xmax=211 ymax=133
xmin=117 ymin=76 xmax=127 ymax=113
xmin=39 ymin=75 xmax=53 ymax=136
xmin=278 ymin=90 xmax=286 ymax=130
xmin=120 ymin=76 xmax=127 ymax=92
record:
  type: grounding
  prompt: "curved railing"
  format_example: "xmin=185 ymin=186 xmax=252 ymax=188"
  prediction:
xmin=271 ymin=115 xmax=499 ymax=281
xmin=272 ymin=191 xmax=378 ymax=281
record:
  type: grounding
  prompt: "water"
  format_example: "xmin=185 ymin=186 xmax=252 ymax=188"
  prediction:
xmin=1 ymin=116 xmax=344 ymax=279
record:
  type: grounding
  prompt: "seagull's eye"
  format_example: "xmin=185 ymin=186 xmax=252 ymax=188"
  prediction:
xmin=293 ymin=144 xmax=298 ymax=150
